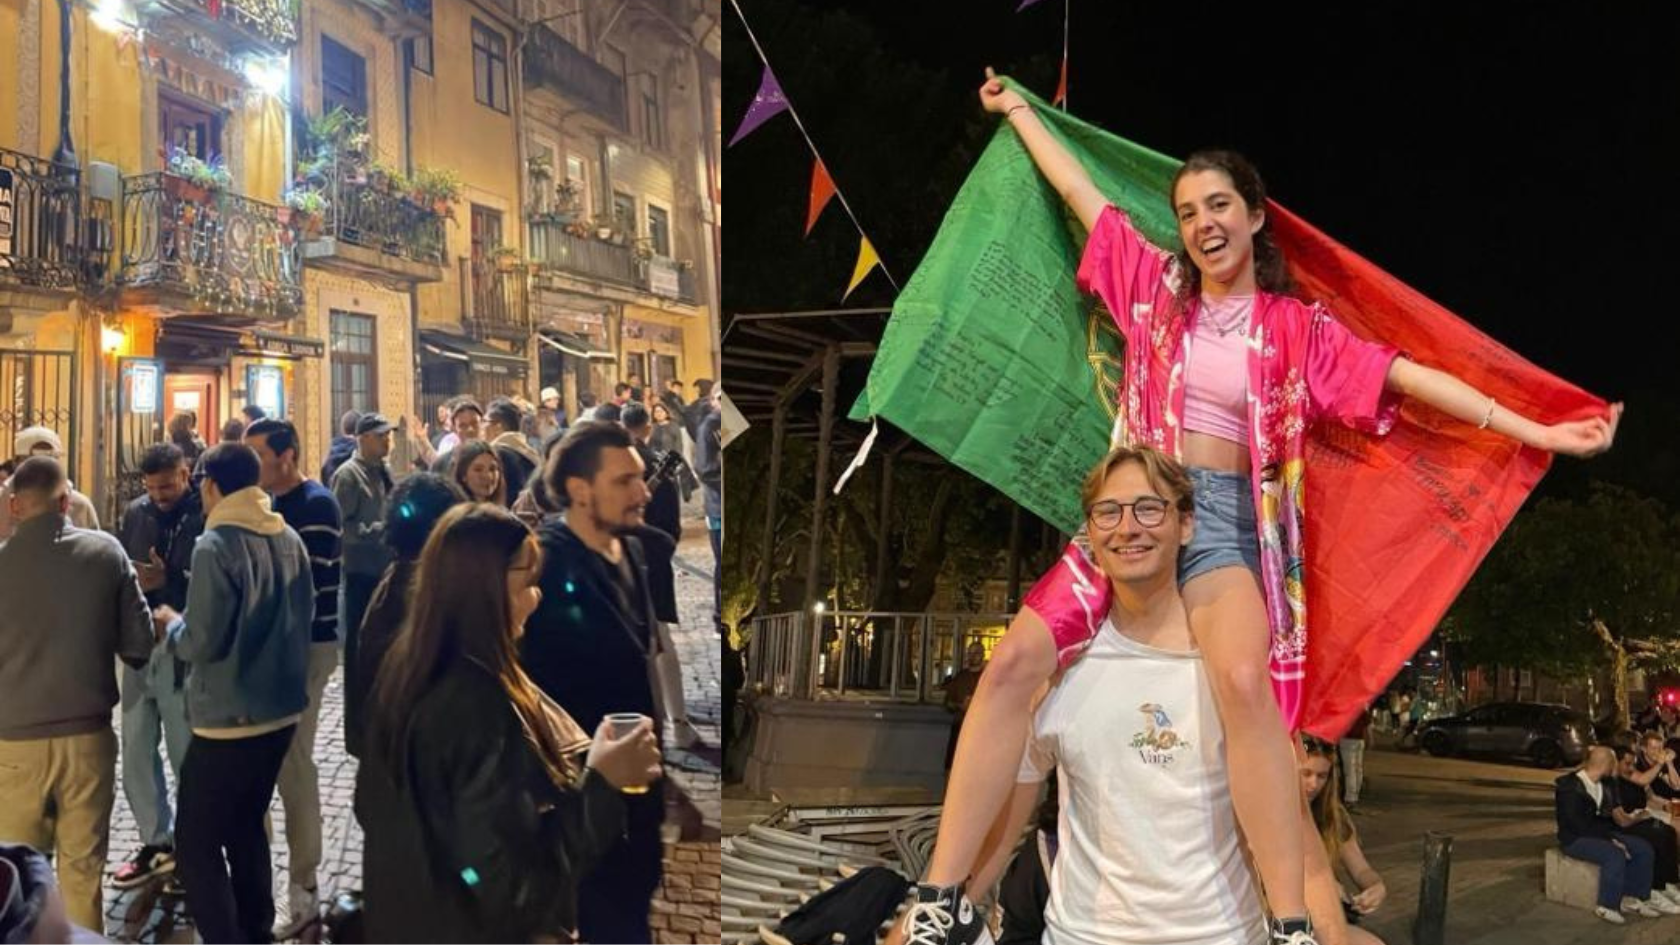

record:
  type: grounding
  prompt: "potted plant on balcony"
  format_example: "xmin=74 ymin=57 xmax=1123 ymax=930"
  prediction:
xmin=490 ymin=245 xmax=523 ymax=272
xmin=591 ymin=212 xmax=618 ymax=242
xmin=283 ymin=187 xmax=328 ymax=239
xmin=166 ymin=147 xmax=232 ymax=202
xmin=411 ymin=166 xmax=462 ymax=221
xmin=527 ymin=153 xmax=553 ymax=186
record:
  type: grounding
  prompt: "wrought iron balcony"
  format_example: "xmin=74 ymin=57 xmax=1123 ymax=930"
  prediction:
xmin=142 ymin=0 xmax=297 ymax=52
xmin=466 ymin=259 xmax=530 ymax=341
xmin=641 ymin=254 xmax=698 ymax=305
xmin=118 ymin=173 xmax=302 ymax=320
xmin=522 ymin=24 xmax=627 ymax=132
xmin=299 ymin=171 xmax=446 ymax=282
xmin=0 ymin=147 xmax=84 ymax=292
xmin=527 ymin=220 xmax=638 ymax=288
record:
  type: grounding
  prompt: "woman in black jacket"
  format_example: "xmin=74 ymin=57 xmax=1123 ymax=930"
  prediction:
xmin=357 ymin=503 xmax=663 ymax=942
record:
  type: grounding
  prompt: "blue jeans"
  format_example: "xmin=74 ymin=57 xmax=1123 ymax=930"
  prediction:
xmin=121 ymin=663 xmax=191 ymax=848
xmin=1563 ymin=834 xmax=1656 ymax=909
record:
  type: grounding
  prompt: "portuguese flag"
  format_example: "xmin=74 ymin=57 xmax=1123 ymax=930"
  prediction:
xmin=852 ymin=80 xmax=1607 ymax=738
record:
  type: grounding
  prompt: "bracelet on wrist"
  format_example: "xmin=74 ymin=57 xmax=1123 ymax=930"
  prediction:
xmin=1006 ymin=103 xmax=1030 ymax=118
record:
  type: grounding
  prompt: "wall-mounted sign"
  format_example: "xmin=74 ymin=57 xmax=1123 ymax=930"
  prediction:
xmin=247 ymin=364 xmax=284 ymax=418
xmin=130 ymin=362 xmax=159 ymax=414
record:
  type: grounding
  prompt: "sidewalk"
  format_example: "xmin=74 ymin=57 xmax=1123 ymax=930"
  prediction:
xmin=101 ymin=503 xmax=722 ymax=943
xmin=1351 ymin=744 xmax=1678 ymax=945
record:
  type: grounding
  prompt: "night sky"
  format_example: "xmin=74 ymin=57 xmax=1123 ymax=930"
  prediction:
xmin=723 ymin=2 xmax=1679 ymax=506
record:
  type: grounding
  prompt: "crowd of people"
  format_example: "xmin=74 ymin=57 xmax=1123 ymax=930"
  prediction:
xmin=0 ymin=376 xmax=726 ymax=943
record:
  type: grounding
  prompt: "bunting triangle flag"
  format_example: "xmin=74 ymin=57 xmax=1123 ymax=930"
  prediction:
xmin=1016 ymin=0 xmax=1046 ymax=9
xmin=851 ymin=79 xmax=1606 ymax=741
xmin=1053 ymin=58 xmax=1068 ymax=106
xmin=728 ymin=64 xmax=790 ymax=147
xmin=805 ymin=159 xmax=837 ymax=237
xmin=842 ymin=236 xmax=880 ymax=301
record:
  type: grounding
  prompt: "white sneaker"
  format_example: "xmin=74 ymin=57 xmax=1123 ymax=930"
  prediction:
xmin=1651 ymin=887 xmax=1680 ymax=908
xmin=1622 ymin=895 xmax=1663 ymax=918
xmin=1595 ymin=905 xmax=1627 ymax=924
xmin=1649 ymin=894 xmax=1680 ymax=915
xmin=274 ymin=883 xmax=319 ymax=939
xmin=1665 ymin=882 xmax=1680 ymax=899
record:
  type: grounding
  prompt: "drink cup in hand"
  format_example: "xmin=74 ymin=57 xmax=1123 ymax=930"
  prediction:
xmin=590 ymin=713 xmax=661 ymax=795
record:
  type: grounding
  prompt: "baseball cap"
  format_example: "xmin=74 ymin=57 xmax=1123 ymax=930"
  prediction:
xmin=540 ymin=387 xmax=560 ymax=402
xmin=13 ymin=427 xmax=63 ymax=457
xmin=354 ymin=413 xmax=394 ymax=436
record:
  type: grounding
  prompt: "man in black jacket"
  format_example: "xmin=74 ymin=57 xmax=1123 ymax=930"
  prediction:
xmin=1556 ymin=746 xmax=1675 ymax=923
xmin=112 ymin=443 xmax=205 ymax=891
xmin=521 ymin=421 xmax=666 ymax=942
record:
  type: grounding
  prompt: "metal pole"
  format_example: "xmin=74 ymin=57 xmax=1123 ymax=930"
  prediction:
xmin=758 ymin=403 xmax=786 ymax=609
xmin=873 ymin=451 xmax=893 ymax=605
xmin=918 ymin=614 xmax=933 ymax=704
xmin=1413 ymin=831 xmax=1453 ymax=945
xmin=836 ymin=616 xmax=850 ymax=696
xmin=800 ymin=345 xmax=839 ymax=693
xmin=1006 ymin=504 xmax=1023 ymax=611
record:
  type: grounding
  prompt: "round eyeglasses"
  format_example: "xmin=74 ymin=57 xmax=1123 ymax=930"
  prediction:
xmin=1086 ymin=496 xmax=1169 ymax=531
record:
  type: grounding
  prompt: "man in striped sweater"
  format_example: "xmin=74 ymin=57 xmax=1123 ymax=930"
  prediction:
xmin=245 ymin=419 xmax=343 ymax=938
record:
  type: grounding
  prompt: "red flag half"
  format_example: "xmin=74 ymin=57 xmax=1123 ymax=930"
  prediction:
xmin=805 ymin=160 xmax=837 ymax=237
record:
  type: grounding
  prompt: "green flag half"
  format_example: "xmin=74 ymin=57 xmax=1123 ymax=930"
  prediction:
xmin=850 ymin=81 xmax=1182 ymax=533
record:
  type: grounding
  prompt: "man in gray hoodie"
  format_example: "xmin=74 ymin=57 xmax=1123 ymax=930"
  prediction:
xmin=152 ymin=443 xmax=313 ymax=944
xmin=0 ymin=456 xmax=154 ymax=930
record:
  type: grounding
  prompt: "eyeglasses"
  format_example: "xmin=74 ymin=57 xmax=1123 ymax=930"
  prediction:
xmin=1086 ymin=497 xmax=1170 ymax=531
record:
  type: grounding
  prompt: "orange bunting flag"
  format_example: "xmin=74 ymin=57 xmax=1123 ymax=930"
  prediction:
xmin=805 ymin=160 xmax=837 ymax=237
xmin=842 ymin=237 xmax=880 ymax=301
xmin=1053 ymin=58 xmax=1068 ymax=106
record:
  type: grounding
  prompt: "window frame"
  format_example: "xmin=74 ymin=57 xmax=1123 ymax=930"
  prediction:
xmin=320 ymin=34 xmax=370 ymax=119
xmin=471 ymin=19 xmax=510 ymax=114
xmin=329 ymin=311 xmax=379 ymax=420
xmin=405 ymin=35 xmax=434 ymax=76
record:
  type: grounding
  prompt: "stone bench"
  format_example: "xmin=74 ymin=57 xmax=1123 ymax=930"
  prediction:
xmin=1544 ymin=847 xmax=1601 ymax=911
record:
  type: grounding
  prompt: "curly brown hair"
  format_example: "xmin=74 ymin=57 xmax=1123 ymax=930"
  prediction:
xmin=1169 ymin=150 xmax=1294 ymax=305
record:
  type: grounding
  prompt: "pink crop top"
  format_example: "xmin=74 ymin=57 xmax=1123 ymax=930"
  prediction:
xmin=1182 ymin=294 xmax=1251 ymax=444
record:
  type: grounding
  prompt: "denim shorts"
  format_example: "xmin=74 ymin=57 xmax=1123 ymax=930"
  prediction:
xmin=1178 ymin=467 xmax=1262 ymax=586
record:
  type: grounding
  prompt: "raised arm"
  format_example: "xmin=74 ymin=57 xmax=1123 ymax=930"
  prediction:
xmin=1384 ymin=358 xmax=1623 ymax=458
xmin=1339 ymin=832 xmax=1387 ymax=915
xmin=980 ymin=69 xmax=1106 ymax=232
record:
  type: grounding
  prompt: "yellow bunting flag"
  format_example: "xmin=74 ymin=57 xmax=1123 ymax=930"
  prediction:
xmin=842 ymin=236 xmax=880 ymax=301
xmin=805 ymin=159 xmax=837 ymax=237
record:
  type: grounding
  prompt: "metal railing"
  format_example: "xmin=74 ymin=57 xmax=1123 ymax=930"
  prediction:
xmin=118 ymin=173 xmax=302 ymax=319
xmin=0 ymin=147 xmax=83 ymax=290
xmin=322 ymin=173 xmax=446 ymax=267
xmin=527 ymin=221 xmax=638 ymax=287
xmin=466 ymin=259 xmax=530 ymax=336
xmin=522 ymin=23 xmax=627 ymax=131
xmin=747 ymin=611 xmax=1013 ymax=703
xmin=182 ymin=0 xmax=297 ymax=47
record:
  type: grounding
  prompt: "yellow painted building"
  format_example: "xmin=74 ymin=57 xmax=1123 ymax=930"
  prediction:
xmin=519 ymin=0 xmax=717 ymax=419
xmin=4 ymin=0 xmax=305 ymax=519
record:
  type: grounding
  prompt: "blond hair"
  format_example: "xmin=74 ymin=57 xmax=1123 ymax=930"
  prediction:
xmin=1079 ymin=444 xmax=1195 ymax=515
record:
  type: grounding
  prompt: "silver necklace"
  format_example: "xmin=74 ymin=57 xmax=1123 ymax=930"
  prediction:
xmin=1201 ymin=296 xmax=1253 ymax=338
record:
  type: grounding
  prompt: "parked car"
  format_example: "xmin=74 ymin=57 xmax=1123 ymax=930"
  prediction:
xmin=1417 ymin=701 xmax=1594 ymax=768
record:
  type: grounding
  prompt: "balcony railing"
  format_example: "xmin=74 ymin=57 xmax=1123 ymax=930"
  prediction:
xmin=466 ymin=260 xmax=530 ymax=338
xmin=523 ymin=24 xmax=627 ymax=132
xmin=177 ymin=0 xmax=297 ymax=49
xmin=118 ymin=173 xmax=302 ymax=319
xmin=320 ymin=172 xmax=446 ymax=268
xmin=640 ymin=254 xmax=698 ymax=304
xmin=527 ymin=220 xmax=638 ymax=287
xmin=748 ymin=611 xmax=1013 ymax=702
xmin=0 ymin=147 xmax=83 ymax=291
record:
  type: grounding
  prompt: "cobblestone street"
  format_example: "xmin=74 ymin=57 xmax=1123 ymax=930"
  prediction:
xmin=101 ymin=510 xmax=723 ymax=943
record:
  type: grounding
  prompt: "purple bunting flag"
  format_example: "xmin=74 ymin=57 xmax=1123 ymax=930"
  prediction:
xmin=1016 ymin=0 xmax=1046 ymax=10
xmin=728 ymin=64 xmax=790 ymax=147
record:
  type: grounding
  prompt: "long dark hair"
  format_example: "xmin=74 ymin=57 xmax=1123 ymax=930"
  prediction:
xmin=451 ymin=439 xmax=507 ymax=506
xmin=369 ymin=504 xmax=576 ymax=787
xmin=1170 ymin=150 xmax=1294 ymax=305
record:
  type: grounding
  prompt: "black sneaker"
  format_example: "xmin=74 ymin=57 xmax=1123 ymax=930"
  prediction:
xmin=1270 ymin=917 xmax=1319 ymax=945
xmin=901 ymin=882 xmax=994 ymax=945
xmin=111 ymin=845 xmax=175 ymax=890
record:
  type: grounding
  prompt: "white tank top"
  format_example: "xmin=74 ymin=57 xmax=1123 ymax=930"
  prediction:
xmin=1182 ymin=294 xmax=1251 ymax=444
